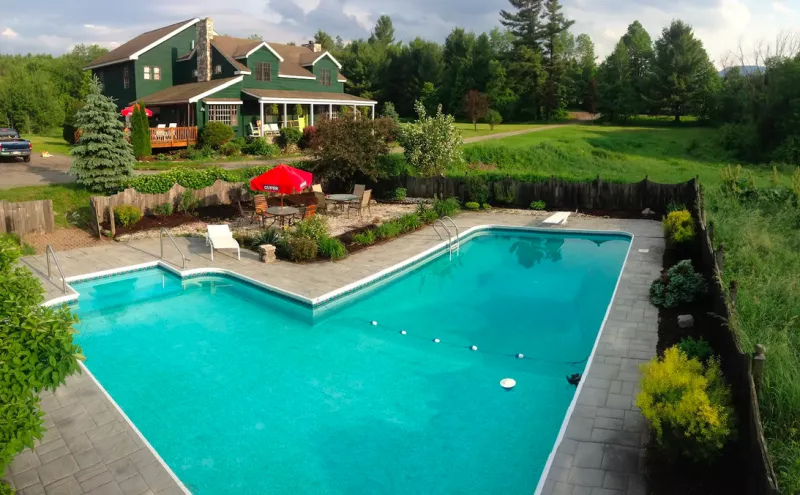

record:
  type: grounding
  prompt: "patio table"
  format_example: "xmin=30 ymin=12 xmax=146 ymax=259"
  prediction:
xmin=264 ymin=206 xmax=299 ymax=227
xmin=327 ymin=194 xmax=359 ymax=212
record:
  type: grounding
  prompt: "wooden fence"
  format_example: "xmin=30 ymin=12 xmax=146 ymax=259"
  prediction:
xmin=693 ymin=183 xmax=780 ymax=494
xmin=375 ymin=175 xmax=697 ymax=214
xmin=90 ymin=180 xmax=250 ymax=237
xmin=0 ymin=199 xmax=55 ymax=235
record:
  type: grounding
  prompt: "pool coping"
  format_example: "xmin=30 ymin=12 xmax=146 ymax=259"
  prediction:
xmin=42 ymin=224 xmax=635 ymax=495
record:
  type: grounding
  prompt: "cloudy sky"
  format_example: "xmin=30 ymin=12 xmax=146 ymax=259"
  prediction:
xmin=0 ymin=0 xmax=797 ymax=67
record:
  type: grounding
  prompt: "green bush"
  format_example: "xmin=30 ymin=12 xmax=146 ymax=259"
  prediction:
xmin=465 ymin=201 xmax=480 ymax=210
xmin=0 ymin=238 xmax=82 ymax=474
xmin=151 ymin=202 xmax=173 ymax=217
xmin=293 ymin=216 xmax=329 ymax=243
xmin=177 ymin=190 xmax=199 ymax=214
xmin=199 ymin=121 xmax=234 ymax=150
xmin=388 ymin=187 xmax=407 ymax=201
xmin=485 ymin=109 xmax=503 ymax=129
xmin=530 ymin=200 xmax=546 ymax=210
xmin=286 ymin=236 xmax=317 ymax=262
xmin=353 ymin=230 xmax=376 ymax=245
xmin=663 ymin=210 xmax=695 ymax=245
xmin=0 ymin=233 xmax=36 ymax=256
xmin=113 ymin=205 xmax=142 ymax=227
xmin=465 ymin=175 xmax=490 ymax=204
xmin=375 ymin=220 xmax=403 ymax=240
xmin=244 ymin=138 xmax=280 ymax=157
xmin=433 ymin=196 xmax=460 ymax=217
xmin=493 ymin=182 xmax=515 ymax=205
xmin=637 ymin=347 xmax=736 ymax=461
xmin=279 ymin=127 xmax=302 ymax=148
xmin=678 ymin=337 xmax=714 ymax=363
xmin=220 ymin=141 xmax=242 ymax=157
xmin=130 ymin=103 xmax=151 ymax=159
xmin=318 ymin=236 xmax=347 ymax=260
xmin=125 ymin=166 xmax=272 ymax=194
xmin=398 ymin=213 xmax=422 ymax=232
xmin=249 ymin=228 xmax=281 ymax=249
xmin=481 ymin=203 xmax=491 ymax=210
xmin=416 ymin=203 xmax=440 ymax=223
xmin=650 ymin=260 xmax=707 ymax=308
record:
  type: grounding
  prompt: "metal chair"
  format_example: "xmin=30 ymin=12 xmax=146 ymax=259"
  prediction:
xmin=253 ymin=195 xmax=268 ymax=226
xmin=352 ymin=184 xmax=365 ymax=198
xmin=348 ymin=190 xmax=371 ymax=218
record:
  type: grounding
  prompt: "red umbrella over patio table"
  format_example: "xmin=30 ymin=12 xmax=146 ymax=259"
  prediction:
xmin=120 ymin=105 xmax=153 ymax=117
xmin=249 ymin=164 xmax=313 ymax=207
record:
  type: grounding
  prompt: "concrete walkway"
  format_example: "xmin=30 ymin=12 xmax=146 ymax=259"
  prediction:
xmin=5 ymin=211 xmax=662 ymax=494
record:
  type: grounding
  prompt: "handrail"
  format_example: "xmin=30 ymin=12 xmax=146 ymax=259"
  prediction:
xmin=160 ymin=228 xmax=187 ymax=269
xmin=46 ymin=244 xmax=67 ymax=294
xmin=440 ymin=216 xmax=460 ymax=256
xmin=433 ymin=220 xmax=455 ymax=260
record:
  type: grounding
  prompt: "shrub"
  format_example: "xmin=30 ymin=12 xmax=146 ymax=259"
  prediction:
xmin=465 ymin=201 xmax=480 ymax=210
xmin=177 ymin=190 xmax=199 ymax=214
xmin=151 ymin=202 xmax=173 ymax=217
xmin=0 ymin=238 xmax=82 ymax=474
xmin=485 ymin=109 xmax=503 ymax=130
xmin=279 ymin=127 xmax=302 ymax=148
xmin=481 ymin=203 xmax=491 ymax=210
xmin=663 ymin=210 xmax=695 ymax=245
xmin=244 ymin=138 xmax=280 ymax=157
xmin=381 ymin=101 xmax=400 ymax=123
xmin=286 ymin=236 xmax=317 ymax=262
xmin=530 ymin=200 xmax=546 ymax=210
xmin=293 ymin=216 xmax=329 ymax=243
xmin=130 ymin=103 xmax=151 ymax=159
xmin=307 ymin=117 xmax=394 ymax=181
xmin=220 ymin=141 xmax=241 ymax=157
xmin=385 ymin=187 xmax=407 ymax=201
xmin=199 ymin=121 xmax=234 ymax=150
xmin=650 ymin=260 xmax=707 ymax=308
xmin=398 ymin=213 xmax=422 ymax=232
xmin=433 ymin=196 xmax=460 ymax=217
xmin=353 ymin=230 xmax=376 ymax=245
xmin=637 ymin=347 xmax=736 ymax=461
xmin=249 ymin=228 xmax=281 ymax=249
xmin=465 ymin=175 xmax=490 ymax=204
xmin=678 ymin=337 xmax=714 ymax=363
xmin=299 ymin=125 xmax=316 ymax=149
xmin=375 ymin=220 xmax=403 ymax=240
xmin=719 ymin=164 xmax=757 ymax=199
xmin=398 ymin=100 xmax=464 ymax=177
xmin=113 ymin=205 xmax=142 ymax=227
xmin=417 ymin=203 xmax=440 ymax=223
xmin=666 ymin=201 xmax=686 ymax=213
xmin=318 ymin=236 xmax=347 ymax=260
xmin=493 ymin=182 xmax=515 ymax=205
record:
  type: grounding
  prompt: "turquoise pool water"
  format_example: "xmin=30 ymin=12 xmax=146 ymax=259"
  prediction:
xmin=71 ymin=229 xmax=630 ymax=495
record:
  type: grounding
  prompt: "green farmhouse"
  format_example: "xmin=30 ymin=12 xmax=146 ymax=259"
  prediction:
xmin=85 ymin=17 xmax=376 ymax=148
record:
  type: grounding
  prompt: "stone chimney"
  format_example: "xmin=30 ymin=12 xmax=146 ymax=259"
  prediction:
xmin=196 ymin=18 xmax=213 ymax=82
xmin=304 ymin=40 xmax=322 ymax=53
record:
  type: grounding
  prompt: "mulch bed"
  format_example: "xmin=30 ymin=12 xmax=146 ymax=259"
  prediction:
xmin=102 ymin=204 xmax=239 ymax=237
xmin=646 ymin=238 xmax=748 ymax=495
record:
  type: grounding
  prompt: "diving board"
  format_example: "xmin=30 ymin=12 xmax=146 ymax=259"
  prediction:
xmin=542 ymin=211 xmax=571 ymax=225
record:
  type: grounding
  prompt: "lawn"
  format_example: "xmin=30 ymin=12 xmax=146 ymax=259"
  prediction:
xmin=25 ymin=130 xmax=72 ymax=156
xmin=0 ymin=183 xmax=93 ymax=228
xmin=455 ymin=124 xmax=793 ymax=187
xmin=454 ymin=122 xmax=550 ymax=139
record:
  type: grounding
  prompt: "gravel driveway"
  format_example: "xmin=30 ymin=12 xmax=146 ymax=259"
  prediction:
xmin=0 ymin=154 xmax=74 ymax=189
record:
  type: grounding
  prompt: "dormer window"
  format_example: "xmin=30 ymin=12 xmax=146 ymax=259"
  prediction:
xmin=214 ymin=65 xmax=222 ymax=75
xmin=256 ymin=62 xmax=271 ymax=81
xmin=191 ymin=40 xmax=195 ymax=50
xmin=320 ymin=69 xmax=331 ymax=87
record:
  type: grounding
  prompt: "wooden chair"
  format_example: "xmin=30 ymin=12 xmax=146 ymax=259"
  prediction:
xmin=348 ymin=190 xmax=371 ymax=218
xmin=253 ymin=195 xmax=268 ymax=225
xmin=312 ymin=184 xmax=323 ymax=193
xmin=302 ymin=205 xmax=317 ymax=219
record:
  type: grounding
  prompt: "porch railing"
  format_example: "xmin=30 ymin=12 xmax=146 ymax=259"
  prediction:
xmin=149 ymin=127 xmax=198 ymax=148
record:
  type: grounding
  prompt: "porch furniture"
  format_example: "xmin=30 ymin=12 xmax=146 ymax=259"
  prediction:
xmin=543 ymin=211 xmax=571 ymax=225
xmin=352 ymin=184 xmax=365 ymax=200
xmin=311 ymin=184 xmax=323 ymax=193
xmin=327 ymin=193 xmax=359 ymax=213
xmin=156 ymin=124 xmax=166 ymax=128
xmin=348 ymin=190 xmax=372 ymax=218
xmin=301 ymin=205 xmax=317 ymax=220
xmin=314 ymin=192 xmax=327 ymax=213
xmin=168 ymin=123 xmax=177 ymax=128
xmin=264 ymin=206 xmax=299 ymax=228
xmin=206 ymin=224 xmax=240 ymax=261
xmin=264 ymin=123 xmax=280 ymax=134
xmin=253 ymin=195 xmax=268 ymax=225
xmin=248 ymin=123 xmax=260 ymax=138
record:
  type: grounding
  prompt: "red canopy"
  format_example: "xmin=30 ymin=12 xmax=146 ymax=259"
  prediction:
xmin=121 ymin=105 xmax=153 ymax=117
xmin=249 ymin=164 xmax=312 ymax=195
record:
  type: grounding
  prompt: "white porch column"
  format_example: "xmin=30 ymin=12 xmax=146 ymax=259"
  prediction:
xmin=371 ymin=105 xmax=375 ymax=120
xmin=329 ymin=104 xmax=333 ymax=119
xmin=310 ymin=103 xmax=314 ymax=126
xmin=283 ymin=103 xmax=288 ymax=127
xmin=259 ymin=101 xmax=264 ymax=136
xmin=353 ymin=105 xmax=357 ymax=120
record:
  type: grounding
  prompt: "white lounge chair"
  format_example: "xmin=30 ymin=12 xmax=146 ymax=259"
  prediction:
xmin=248 ymin=123 xmax=260 ymax=137
xmin=156 ymin=124 xmax=166 ymax=129
xmin=168 ymin=123 xmax=177 ymax=128
xmin=206 ymin=224 xmax=240 ymax=261
xmin=543 ymin=211 xmax=571 ymax=225
xmin=265 ymin=123 xmax=280 ymax=134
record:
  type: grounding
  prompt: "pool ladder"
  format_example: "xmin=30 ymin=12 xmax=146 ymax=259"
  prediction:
xmin=46 ymin=244 xmax=67 ymax=294
xmin=433 ymin=216 xmax=460 ymax=260
xmin=160 ymin=228 xmax=187 ymax=269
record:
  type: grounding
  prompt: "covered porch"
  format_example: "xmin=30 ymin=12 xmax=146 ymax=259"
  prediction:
xmin=241 ymin=89 xmax=377 ymax=137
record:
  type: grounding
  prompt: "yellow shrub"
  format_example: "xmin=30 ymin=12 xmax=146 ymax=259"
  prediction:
xmin=636 ymin=347 xmax=735 ymax=461
xmin=662 ymin=209 xmax=695 ymax=245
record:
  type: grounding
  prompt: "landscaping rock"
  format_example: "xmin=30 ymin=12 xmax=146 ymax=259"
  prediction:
xmin=642 ymin=208 xmax=655 ymax=217
xmin=678 ymin=314 xmax=694 ymax=328
xmin=259 ymin=244 xmax=276 ymax=263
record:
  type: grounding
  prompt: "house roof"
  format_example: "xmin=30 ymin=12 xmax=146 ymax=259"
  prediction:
xmin=268 ymin=43 xmax=342 ymax=79
xmin=242 ymin=88 xmax=375 ymax=103
xmin=85 ymin=18 xmax=199 ymax=69
xmin=210 ymin=41 xmax=250 ymax=73
xmin=211 ymin=36 xmax=262 ymax=58
xmin=136 ymin=76 xmax=243 ymax=105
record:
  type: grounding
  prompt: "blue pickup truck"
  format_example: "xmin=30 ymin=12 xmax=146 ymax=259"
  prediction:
xmin=0 ymin=128 xmax=32 ymax=162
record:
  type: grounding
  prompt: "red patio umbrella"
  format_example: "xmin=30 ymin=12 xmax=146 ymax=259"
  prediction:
xmin=249 ymin=164 xmax=313 ymax=207
xmin=120 ymin=105 xmax=153 ymax=117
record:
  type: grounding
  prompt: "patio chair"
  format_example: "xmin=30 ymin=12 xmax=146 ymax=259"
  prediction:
xmin=314 ymin=192 xmax=327 ymax=214
xmin=352 ymin=184 xmax=365 ymax=199
xmin=156 ymin=124 xmax=166 ymax=129
xmin=266 ymin=123 xmax=280 ymax=134
xmin=248 ymin=123 xmax=260 ymax=138
xmin=348 ymin=190 xmax=372 ymax=218
xmin=301 ymin=205 xmax=317 ymax=220
xmin=312 ymin=184 xmax=323 ymax=193
xmin=168 ymin=123 xmax=177 ymax=128
xmin=253 ymin=195 xmax=269 ymax=224
xmin=206 ymin=224 xmax=240 ymax=261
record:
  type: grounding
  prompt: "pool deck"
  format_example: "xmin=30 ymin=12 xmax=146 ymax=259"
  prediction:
xmin=5 ymin=212 xmax=663 ymax=495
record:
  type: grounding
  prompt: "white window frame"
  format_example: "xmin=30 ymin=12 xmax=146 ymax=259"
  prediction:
xmin=153 ymin=66 xmax=161 ymax=81
xmin=320 ymin=69 xmax=331 ymax=87
xmin=123 ymin=66 xmax=130 ymax=89
xmin=143 ymin=66 xmax=151 ymax=80
xmin=214 ymin=64 xmax=222 ymax=75
xmin=206 ymin=104 xmax=238 ymax=126
xmin=255 ymin=62 xmax=271 ymax=82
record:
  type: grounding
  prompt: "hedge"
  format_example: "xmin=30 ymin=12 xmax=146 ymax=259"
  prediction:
xmin=124 ymin=166 xmax=273 ymax=194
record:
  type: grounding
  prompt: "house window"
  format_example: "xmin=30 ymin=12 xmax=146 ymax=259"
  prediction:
xmin=192 ymin=69 xmax=199 ymax=79
xmin=207 ymin=104 xmax=238 ymax=126
xmin=214 ymin=65 xmax=222 ymax=75
xmin=153 ymin=67 xmax=161 ymax=81
xmin=143 ymin=66 xmax=151 ymax=80
xmin=320 ymin=69 xmax=331 ymax=87
xmin=255 ymin=62 xmax=271 ymax=81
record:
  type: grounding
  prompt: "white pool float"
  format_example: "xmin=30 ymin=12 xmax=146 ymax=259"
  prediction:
xmin=500 ymin=378 xmax=516 ymax=390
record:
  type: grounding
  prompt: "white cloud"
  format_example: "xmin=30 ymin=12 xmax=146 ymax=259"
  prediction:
xmin=1 ymin=27 xmax=18 ymax=38
xmin=341 ymin=5 xmax=373 ymax=31
xmin=772 ymin=1 xmax=794 ymax=13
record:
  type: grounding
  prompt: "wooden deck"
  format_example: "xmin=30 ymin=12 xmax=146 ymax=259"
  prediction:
xmin=150 ymin=126 xmax=198 ymax=148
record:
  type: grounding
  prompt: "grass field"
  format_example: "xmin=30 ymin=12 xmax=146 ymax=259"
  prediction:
xmin=25 ymin=130 xmax=72 ymax=156
xmin=0 ymin=184 xmax=92 ymax=228
xmin=454 ymin=122 xmax=549 ymax=138
xmin=458 ymin=124 xmax=793 ymax=186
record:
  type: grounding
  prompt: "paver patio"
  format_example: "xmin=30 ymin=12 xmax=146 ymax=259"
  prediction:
xmin=5 ymin=211 xmax=663 ymax=494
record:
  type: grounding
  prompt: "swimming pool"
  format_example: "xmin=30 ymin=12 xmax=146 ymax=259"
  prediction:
xmin=69 ymin=227 xmax=631 ymax=494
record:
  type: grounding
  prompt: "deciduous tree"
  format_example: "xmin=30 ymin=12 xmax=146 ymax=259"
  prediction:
xmin=462 ymin=90 xmax=490 ymax=130
xmin=398 ymin=100 xmax=463 ymax=177
xmin=308 ymin=116 xmax=395 ymax=181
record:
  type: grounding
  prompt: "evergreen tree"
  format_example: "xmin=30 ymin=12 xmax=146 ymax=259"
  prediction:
xmin=621 ymin=21 xmax=654 ymax=114
xmin=487 ymin=60 xmax=519 ymax=119
xmin=597 ymin=41 xmax=637 ymax=122
xmin=441 ymin=28 xmax=477 ymax=114
xmin=314 ymin=30 xmax=336 ymax=52
xmin=69 ymin=78 xmax=135 ymax=193
xmin=650 ymin=20 xmax=716 ymax=122
xmin=541 ymin=0 xmax=574 ymax=118
xmin=130 ymin=103 xmax=151 ymax=159
xmin=420 ymin=82 xmax=440 ymax=115
xmin=500 ymin=0 xmax=545 ymax=50
xmin=369 ymin=16 xmax=396 ymax=46
xmin=507 ymin=45 xmax=544 ymax=120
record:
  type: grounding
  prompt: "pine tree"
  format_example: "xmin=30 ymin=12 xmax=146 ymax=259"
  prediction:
xmin=500 ymin=0 xmax=545 ymax=50
xmin=69 ymin=78 xmax=135 ymax=193
xmin=541 ymin=0 xmax=574 ymax=118
xmin=369 ymin=16 xmax=395 ymax=46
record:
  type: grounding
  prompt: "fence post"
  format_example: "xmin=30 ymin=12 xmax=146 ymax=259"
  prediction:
xmin=109 ymin=203 xmax=116 ymax=238
xmin=715 ymin=242 xmax=724 ymax=272
xmin=753 ymin=344 xmax=766 ymax=399
xmin=730 ymin=280 xmax=739 ymax=309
